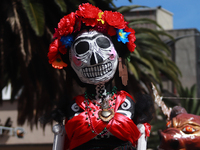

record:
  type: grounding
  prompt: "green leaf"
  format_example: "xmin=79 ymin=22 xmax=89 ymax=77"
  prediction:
xmin=22 ymin=0 xmax=45 ymax=36
xmin=166 ymin=60 xmax=182 ymax=77
xmin=54 ymin=0 xmax=67 ymax=13
xmin=154 ymin=60 xmax=181 ymax=87
xmin=128 ymin=62 xmax=139 ymax=80
xmin=128 ymin=18 xmax=164 ymax=30
xmin=117 ymin=5 xmax=148 ymax=14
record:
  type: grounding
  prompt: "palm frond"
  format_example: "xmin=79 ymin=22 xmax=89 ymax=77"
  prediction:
xmin=127 ymin=62 xmax=139 ymax=80
xmin=54 ymin=0 xmax=67 ymax=13
xmin=117 ymin=5 xmax=148 ymax=14
xmin=21 ymin=0 xmax=45 ymax=36
xmin=128 ymin=18 xmax=164 ymax=30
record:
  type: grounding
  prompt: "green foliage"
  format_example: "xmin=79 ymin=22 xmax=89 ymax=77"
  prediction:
xmin=117 ymin=5 xmax=147 ymax=13
xmin=117 ymin=6 xmax=182 ymax=93
xmin=179 ymin=84 xmax=200 ymax=115
xmin=54 ymin=0 xmax=67 ymax=13
xmin=21 ymin=0 xmax=45 ymax=36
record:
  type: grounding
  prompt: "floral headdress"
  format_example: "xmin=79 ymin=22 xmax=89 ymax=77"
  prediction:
xmin=48 ymin=3 xmax=136 ymax=69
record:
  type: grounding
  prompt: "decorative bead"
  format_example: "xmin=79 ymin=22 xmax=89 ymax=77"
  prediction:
xmin=104 ymin=127 xmax=107 ymax=130
xmin=113 ymin=103 xmax=115 ymax=105
xmin=85 ymin=112 xmax=88 ymax=114
xmin=99 ymin=133 xmax=102 ymax=135
xmin=86 ymin=117 xmax=88 ymax=120
xmin=90 ymin=108 xmax=92 ymax=111
xmin=92 ymin=130 xmax=94 ymax=133
xmin=97 ymin=118 xmax=100 ymax=120
xmin=85 ymin=106 xmax=87 ymax=109
xmin=93 ymin=109 xmax=96 ymax=112
xmin=92 ymin=113 xmax=94 ymax=116
xmin=88 ymin=124 xmax=91 ymax=126
xmin=114 ymin=97 xmax=116 ymax=99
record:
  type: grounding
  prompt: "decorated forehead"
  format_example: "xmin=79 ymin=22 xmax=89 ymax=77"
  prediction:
xmin=47 ymin=3 xmax=136 ymax=69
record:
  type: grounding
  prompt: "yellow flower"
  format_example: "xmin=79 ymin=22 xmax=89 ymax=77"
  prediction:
xmin=97 ymin=12 xmax=105 ymax=24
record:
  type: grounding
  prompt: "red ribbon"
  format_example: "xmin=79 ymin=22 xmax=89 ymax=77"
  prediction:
xmin=143 ymin=123 xmax=151 ymax=137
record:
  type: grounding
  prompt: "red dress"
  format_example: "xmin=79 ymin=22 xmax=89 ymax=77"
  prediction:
xmin=65 ymin=90 xmax=141 ymax=150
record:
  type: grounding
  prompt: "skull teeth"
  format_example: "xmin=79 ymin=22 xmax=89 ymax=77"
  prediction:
xmin=82 ymin=62 xmax=112 ymax=78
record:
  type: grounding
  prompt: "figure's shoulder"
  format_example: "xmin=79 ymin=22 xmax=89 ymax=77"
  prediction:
xmin=118 ymin=90 xmax=135 ymax=103
xmin=67 ymin=95 xmax=85 ymax=119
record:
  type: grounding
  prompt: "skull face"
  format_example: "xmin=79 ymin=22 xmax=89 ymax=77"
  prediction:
xmin=70 ymin=31 xmax=118 ymax=85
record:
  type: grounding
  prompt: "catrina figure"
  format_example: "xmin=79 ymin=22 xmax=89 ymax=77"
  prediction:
xmin=45 ymin=3 xmax=154 ymax=150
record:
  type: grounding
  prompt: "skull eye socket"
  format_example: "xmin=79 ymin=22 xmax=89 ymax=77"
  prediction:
xmin=96 ymin=37 xmax=110 ymax=48
xmin=75 ymin=41 xmax=89 ymax=54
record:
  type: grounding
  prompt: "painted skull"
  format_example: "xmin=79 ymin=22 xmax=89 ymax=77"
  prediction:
xmin=70 ymin=30 xmax=118 ymax=85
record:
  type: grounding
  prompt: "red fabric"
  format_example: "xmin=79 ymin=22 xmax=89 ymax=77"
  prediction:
xmin=143 ymin=123 xmax=151 ymax=137
xmin=65 ymin=90 xmax=141 ymax=150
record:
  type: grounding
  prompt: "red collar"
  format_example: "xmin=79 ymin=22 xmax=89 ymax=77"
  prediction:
xmin=65 ymin=90 xmax=140 ymax=150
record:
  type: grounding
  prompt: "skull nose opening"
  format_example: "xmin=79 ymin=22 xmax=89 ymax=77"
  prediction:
xmin=90 ymin=52 xmax=103 ymax=65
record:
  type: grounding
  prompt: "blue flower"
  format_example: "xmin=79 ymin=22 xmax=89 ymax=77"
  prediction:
xmin=117 ymin=29 xmax=130 ymax=44
xmin=60 ymin=35 xmax=74 ymax=48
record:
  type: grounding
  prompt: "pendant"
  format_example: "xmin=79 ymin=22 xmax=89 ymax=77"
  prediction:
xmin=98 ymin=108 xmax=114 ymax=122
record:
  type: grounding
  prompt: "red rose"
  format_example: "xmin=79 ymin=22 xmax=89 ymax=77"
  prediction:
xmin=125 ymin=26 xmax=136 ymax=52
xmin=76 ymin=3 xmax=101 ymax=27
xmin=58 ymin=12 xmax=76 ymax=36
xmin=107 ymin=26 xmax=116 ymax=36
xmin=125 ymin=26 xmax=136 ymax=43
xmin=125 ymin=26 xmax=135 ymax=34
xmin=104 ymin=11 xmax=126 ymax=29
xmin=127 ymin=42 xmax=136 ymax=53
xmin=48 ymin=39 xmax=67 ymax=63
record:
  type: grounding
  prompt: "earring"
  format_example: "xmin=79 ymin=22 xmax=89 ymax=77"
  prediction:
xmin=118 ymin=57 xmax=128 ymax=86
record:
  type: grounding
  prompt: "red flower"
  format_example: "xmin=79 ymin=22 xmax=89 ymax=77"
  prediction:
xmin=52 ymin=54 xmax=68 ymax=69
xmin=107 ymin=26 xmax=116 ymax=36
xmin=53 ymin=28 xmax=61 ymax=39
xmin=125 ymin=26 xmax=136 ymax=35
xmin=125 ymin=26 xmax=136 ymax=52
xmin=104 ymin=11 xmax=126 ymax=29
xmin=127 ymin=42 xmax=136 ymax=53
xmin=48 ymin=39 xmax=67 ymax=63
xmin=58 ymin=12 xmax=76 ymax=36
xmin=76 ymin=3 xmax=101 ymax=27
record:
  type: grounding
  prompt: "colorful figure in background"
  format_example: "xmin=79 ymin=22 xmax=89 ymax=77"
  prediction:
xmin=152 ymin=84 xmax=200 ymax=150
xmin=47 ymin=3 xmax=154 ymax=150
xmin=158 ymin=106 xmax=200 ymax=150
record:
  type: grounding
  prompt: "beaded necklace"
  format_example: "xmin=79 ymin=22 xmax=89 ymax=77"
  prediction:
xmin=84 ymin=86 xmax=117 ymax=136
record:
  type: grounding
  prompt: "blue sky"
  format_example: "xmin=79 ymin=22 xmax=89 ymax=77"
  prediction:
xmin=114 ymin=0 xmax=200 ymax=31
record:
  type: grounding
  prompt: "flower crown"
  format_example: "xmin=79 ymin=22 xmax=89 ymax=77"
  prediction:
xmin=48 ymin=3 xmax=136 ymax=69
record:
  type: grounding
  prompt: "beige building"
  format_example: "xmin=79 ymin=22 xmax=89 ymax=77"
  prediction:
xmin=124 ymin=7 xmax=173 ymax=30
xmin=0 ymin=100 xmax=54 ymax=150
